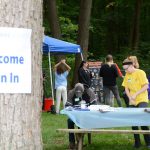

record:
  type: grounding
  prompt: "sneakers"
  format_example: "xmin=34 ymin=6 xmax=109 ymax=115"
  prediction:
xmin=69 ymin=142 xmax=76 ymax=150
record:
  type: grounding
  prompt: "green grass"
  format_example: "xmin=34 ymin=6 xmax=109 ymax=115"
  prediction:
xmin=42 ymin=112 xmax=148 ymax=150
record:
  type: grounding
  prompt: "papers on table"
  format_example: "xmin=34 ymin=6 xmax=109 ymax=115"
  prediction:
xmin=88 ymin=105 xmax=118 ymax=112
xmin=88 ymin=105 xmax=109 ymax=111
xmin=65 ymin=105 xmax=120 ymax=112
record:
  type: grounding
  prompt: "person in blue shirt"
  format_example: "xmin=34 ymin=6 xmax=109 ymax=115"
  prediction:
xmin=54 ymin=59 xmax=71 ymax=114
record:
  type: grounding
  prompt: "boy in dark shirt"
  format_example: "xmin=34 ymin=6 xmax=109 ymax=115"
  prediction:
xmin=99 ymin=55 xmax=122 ymax=107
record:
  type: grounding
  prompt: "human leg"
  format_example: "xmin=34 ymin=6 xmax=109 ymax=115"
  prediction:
xmin=138 ymin=102 xmax=150 ymax=147
xmin=129 ymin=105 xmax=141 ymax=148
xmin=122 ymin=90 xmax=129 ymax=107
xmin=110 ymin=85 xmax=122 ymax=107
xmin=56 ymin=86 xmax=62 ymax=114
xmin=109 ymin=91 xmax=114 ymax=107
xmin=132 ymin=126 xmax=141 ymax=148
xmin=141 ymin=126 xmax=150 ymax=146
xmin=103 ymin=86 xmax=112 ymax=106
xmin=61 ymin=86 xmax=67 ymax=108
xmin=68 ymin=118 xmax=76 ymax=149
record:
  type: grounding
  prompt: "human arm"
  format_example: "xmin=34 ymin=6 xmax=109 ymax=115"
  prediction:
xmin=90 ymin=71 xmax=94 ymax=79
xmin=115 ymin=63 xmax=123 ymax=78
xmin=99 ymin=67 xmax=103 ymax=77
xmin=78 ymin=68 xmax=88 ymax=83
xmin=124 ymin=87 xmax=136 ymax=105
xmin=122 ymin=76 xmax=135 ymax=105
xmin=65 ymin=90 xmax=74 ymax=107
xmin=86 ymin=88 xmax=97 ymax=105
xmin=54 ymin=61 xmax=62 ymax=71
xmin=130 ymin=70 xmax=149 ymax=100
xmin=61 ymin=59 xmax=71 ymax=71
xmin=130 ymin=84 xmax=148 ymax=100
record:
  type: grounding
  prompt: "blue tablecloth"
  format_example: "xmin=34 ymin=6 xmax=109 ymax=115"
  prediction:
xmin=60 ymin=108 xmax=150 ymax=129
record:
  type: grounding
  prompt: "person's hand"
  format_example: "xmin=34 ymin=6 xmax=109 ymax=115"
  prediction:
xmin=61 ymin=59 xmax=66 ymax=64
xmin=129 ymin=96 xmax=136 ymax=105
xmin=130 ymin=94 xmax=137 ymax=101
xmin=91 ymin=72 xmax=94 ymax=77
xmin=130 ymin=100 xmax=136 ymax=105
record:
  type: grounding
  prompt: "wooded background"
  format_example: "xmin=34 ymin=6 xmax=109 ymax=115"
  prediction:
xmin=0 ymin=0 xmax=150 ymax=149
xmin=43 ymin=0 xmax=150 ymax=97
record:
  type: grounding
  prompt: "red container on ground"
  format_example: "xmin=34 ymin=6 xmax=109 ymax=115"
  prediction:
xmin=44 ymin=98 xmax=53 ymax=111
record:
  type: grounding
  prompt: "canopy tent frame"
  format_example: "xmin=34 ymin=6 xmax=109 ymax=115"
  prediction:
xmin=43 ymin=36 xmax=83 ymax=103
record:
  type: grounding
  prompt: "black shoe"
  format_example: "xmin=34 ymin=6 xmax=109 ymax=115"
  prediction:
xmin=69 ymin=142 xmax=76 ymax=150
xmin=133 ymin=143 xmax=141 ymax=149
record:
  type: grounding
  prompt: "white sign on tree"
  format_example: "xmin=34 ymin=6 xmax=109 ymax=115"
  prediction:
xmin=0 ymin=27 xmax=32 ymax=93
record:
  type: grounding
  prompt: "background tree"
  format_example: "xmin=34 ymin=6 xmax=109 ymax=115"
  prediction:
xmin=47 ymin=0 xmax=65 ymax=61
xmin=105 ymin=1 xmax=117 ymax=54
xmin=42 ymin=0 xmax=150 ymax=96
xmin=47 ymin=0 xmax=61 ymax=38
xmin=130 ymin=0 xmax=142 ymax=51
xmin=0 ymin=0 xmax=43 ymax=149
xmin=73 ymin=0 xmax=93 ymax=85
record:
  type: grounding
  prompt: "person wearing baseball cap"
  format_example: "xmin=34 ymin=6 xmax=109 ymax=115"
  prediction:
xmin=65 ymin=83 xmax=97 ymax=149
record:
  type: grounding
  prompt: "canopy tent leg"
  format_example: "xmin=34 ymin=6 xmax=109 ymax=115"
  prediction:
xmin=80 ymin=53 xmax=83 ymax=61
xmin=48 ymin=52 xmax=54 ymax=104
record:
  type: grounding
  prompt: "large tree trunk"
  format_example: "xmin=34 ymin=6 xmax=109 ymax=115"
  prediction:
xmin=0 ymin=0 xmax=43 ymax=149
xmin=130 ymin=0 xmax=142 ymax=51
xmin=72 ymin=0 xmax=92 ymax=86
xmin=47 ymin=0 xmax=64 ymax=61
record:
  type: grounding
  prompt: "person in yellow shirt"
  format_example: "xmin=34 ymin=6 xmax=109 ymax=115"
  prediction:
xmin=122 ymin=58 xmax=150 ymax=148
xmin=122 ymin=56 xmax=140 ymax=107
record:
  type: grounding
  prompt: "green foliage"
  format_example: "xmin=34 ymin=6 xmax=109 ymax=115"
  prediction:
xmin=138 ymin=42 xmax=150 ymax=75
xmin=59 ymin=17 xmax=78 ymax=42
xmin=42 ymin=0 xmax=150 ymax=97
xmin=89 ymin=0 xmax=134 ymax=57
xmin=42 ymin=54 xmax=52 ymax=98
xmin=57 ymin=0 xmax=79 ymax=20
xmin=43 ymin=0 xmax=150 ymax=64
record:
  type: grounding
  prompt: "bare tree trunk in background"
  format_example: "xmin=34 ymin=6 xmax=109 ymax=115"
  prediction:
xmin=47 ymin=0 xmax=64 ymax=61
xmin=106 ymin=1 xmax=116 ymax=54
xmin=72 ymin=0 xmax=92 ymax=86
xmin=130 ymin=0 xmax=142 ymax=51
xmin=0 ymin=0 xmax=43 ymax=149
xmin=47 ymin=0 xmax=61 ymax=38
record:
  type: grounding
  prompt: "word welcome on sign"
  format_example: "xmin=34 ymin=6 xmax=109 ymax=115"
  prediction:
xmin=0 ymin=27 xmax=31 ymax=93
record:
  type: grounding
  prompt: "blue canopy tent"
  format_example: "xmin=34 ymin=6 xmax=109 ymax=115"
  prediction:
xmin=43 ymin=36 xmax=82 ymax=54
xmin=43 ymin=36 xmax=83 ymax=102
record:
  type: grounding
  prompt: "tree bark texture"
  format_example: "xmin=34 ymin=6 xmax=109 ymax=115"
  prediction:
xmin=106 ymin=1 xmax=116 ymax=54
xmin=130 ymin=0 xmax=142 ymax=51
xmin=77 ymin=0 xmax=92 ymax=59
xmin=0 ymin=0 xmax=43 ymax=149
xmin=73 ymin=0 xmax=92 ymax=86
xmin=47 ymin=0 xmax=65 ymax=61
xmin=47 ymin=0 xmax=61 ymax=39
